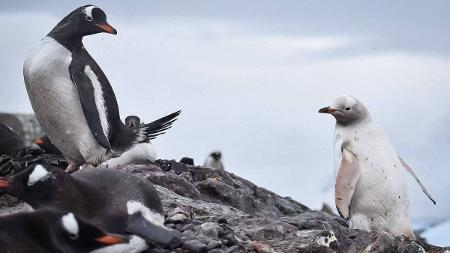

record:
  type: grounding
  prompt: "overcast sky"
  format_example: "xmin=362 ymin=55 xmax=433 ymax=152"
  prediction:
xmin=0 ymin=1 xmax=449 ymax=227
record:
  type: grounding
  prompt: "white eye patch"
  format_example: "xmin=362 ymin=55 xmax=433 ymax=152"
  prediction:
xmin=126 ymin=201 xmax=165 ymax=227
xmin=27 ymin=164 xmax=50 ymax=186
xmin=62 ymin=213 xmax=79 ymax=239
xmin=83 ymin=5 xmax=97 ymax=19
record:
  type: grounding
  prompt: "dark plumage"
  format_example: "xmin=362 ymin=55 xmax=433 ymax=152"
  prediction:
xmin=0 ymin=163 xmax=180 ymax=248
xmin=0 ymin=208 xmax=127 ymax=253
xmin=0 ymin=123 xmax=24 ymax=156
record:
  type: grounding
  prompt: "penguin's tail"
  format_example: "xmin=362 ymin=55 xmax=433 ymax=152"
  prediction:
xmin=136 ymin=110 xmax=181 ymax=143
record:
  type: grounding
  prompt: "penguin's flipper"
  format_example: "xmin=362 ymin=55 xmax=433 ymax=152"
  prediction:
xmin=398 ymin=156 xmax=436 ymax=205
xmin=127 ymin=212 xmax=181 ymax=249
xmin=137 ymin=111 xmax=181 ymax=142
xmin=69 ymin=63 xmax=111 ymax=150
xmin=335 ymin=148 xmax=360 ymax=220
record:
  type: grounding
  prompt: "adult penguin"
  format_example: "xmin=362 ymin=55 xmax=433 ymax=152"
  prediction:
xmin=23 ymin=5 xmax=180 ymax=171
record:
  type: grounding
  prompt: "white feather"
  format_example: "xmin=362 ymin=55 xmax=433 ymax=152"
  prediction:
xmin=61 ymin=213 xmax=79 ymax=237
xmin=126 ymin=201 xmax=165 ymax=227
xmin=84 ymin=65 xmax=109 ymax=140
xmin=102 ymin=143 xmax=156 ymax=168
xmin=83 ymin=6 xmax=96 ymax=19
xmin=27 ymin=164 xmax=50 ymax=186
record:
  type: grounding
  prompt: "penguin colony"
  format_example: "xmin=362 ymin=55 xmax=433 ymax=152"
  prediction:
xmin=0 ymin=4 xmax=437 ymax=252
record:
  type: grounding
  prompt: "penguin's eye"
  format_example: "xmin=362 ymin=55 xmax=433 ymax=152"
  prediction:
xmin=345 ymin=107 xmax=351 ymax=111
xmin=86 ymin=15 xmax=93 ymax=21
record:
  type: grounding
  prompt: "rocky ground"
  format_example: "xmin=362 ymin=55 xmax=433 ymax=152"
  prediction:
xmin=1 ymin=156 xmax=448 ymax=253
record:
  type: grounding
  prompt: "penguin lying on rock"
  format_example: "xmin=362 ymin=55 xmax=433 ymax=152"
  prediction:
xmin=0 ymin=208 xmax=128 ymax=253
xmin=102 ymin=116 xmax=157 ymax=168
xmin=0 ymin=163 xmax=181 ymax=250
xmin=23 ymin=5 xmax=180 ymax=172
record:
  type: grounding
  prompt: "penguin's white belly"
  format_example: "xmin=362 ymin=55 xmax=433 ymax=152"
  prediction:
xmin=102 ymin=143 xmax=157 ymax=168
xmin=204 ymin=158 xmax=223 ymax=170
xmin=336 ymin=124 xmax=412 ymax=236
xmin=23 ymin=37 xmax=106 ymax=164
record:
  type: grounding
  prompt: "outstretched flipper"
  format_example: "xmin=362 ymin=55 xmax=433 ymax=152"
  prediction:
xmin=136 ymin=111 xmax=181 ymax=143
xmin=398 ymin=156 xmax=436 ymax=205
xmin=335 ymin=148 xmax=360 ymax=220
xmin=126 ymin=201 xmax=181 ymax=249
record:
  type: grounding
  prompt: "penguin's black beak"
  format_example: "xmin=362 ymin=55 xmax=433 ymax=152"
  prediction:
xmin=96 ymin=22 xmax=117 ymax=35
xmin=95 ymin=233 xmax=128 ymax=245
xmin=0 ymin=178 xmax=9 ymax=189
xmin=319 ymin=106 xmax=337 ymax=114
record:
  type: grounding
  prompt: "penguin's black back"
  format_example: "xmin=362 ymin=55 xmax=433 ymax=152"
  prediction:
xmin=55 ymin=168 xmax=162 ymax=233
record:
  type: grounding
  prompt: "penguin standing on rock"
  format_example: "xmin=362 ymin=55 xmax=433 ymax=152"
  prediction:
xmin=23 ymin=5 xmax=180 ymax=172
xmin=0 ymin=208 xmax=128 ymax=253
xmin=204 ymin=151 xmax=224 ymax=170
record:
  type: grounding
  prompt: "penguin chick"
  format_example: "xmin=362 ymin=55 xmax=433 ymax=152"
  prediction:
xmin=0 ymin=208 xmax=128 ymax=253
xmin=0 ymin=163 xmax=181 ymax=249
xmin=102 ymin=116 xmax=157 ymax=168
xmin=204 ymin=151 xmax=224 ymax=170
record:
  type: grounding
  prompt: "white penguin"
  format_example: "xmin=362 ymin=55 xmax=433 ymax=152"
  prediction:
xmin=319 ymin=95 xmax=435 ymax=239
xmin=204 ymin=151 xmax=224 ymax=170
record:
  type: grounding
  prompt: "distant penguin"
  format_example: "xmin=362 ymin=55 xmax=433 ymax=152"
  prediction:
xmin=102 ymin=116 xmax=157 ymax=168
xmin=204 ymin=151 xmax=224 ymax=170
xmin=0 ymin=208 xmax=128 ymax=253
xmin=23 ymin=5 xmax=180 ymax=171
xmin=0 ymin=163 xmax=181 ymax=249
xmin=319 ymin=95 xmax=435 ymax=239
xmin=0 ymin=123 xmax=24 ymax=156
xmin=35 ymin=135 xmax=63 ymax=156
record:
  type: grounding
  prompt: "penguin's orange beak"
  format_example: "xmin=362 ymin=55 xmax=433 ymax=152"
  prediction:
xmin=0 ymin=178 xmax=9 ymax=188
xmin=35 ymin=138 xmax=44 ymax=145
xmin=319 ymin=106 xmax=337 ymax=114
xmin=96 ymin=22 xmax=117 ymax=35
xmin=95 ymin=234 xmax=127 ymax=245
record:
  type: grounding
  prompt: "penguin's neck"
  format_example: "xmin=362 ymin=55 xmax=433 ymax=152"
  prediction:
xmin=48 ymin=32 xmax=84 ymax=52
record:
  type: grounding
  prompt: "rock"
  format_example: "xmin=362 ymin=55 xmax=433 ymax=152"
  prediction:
xmin=0 ymin=155 xmax=448 ymax=253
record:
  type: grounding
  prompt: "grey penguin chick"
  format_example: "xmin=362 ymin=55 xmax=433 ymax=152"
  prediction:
xmin=23 ymin=5 xmax=180 ymax=171
xmin=0 ymin=163 xmax=181 ymax=249
xmin=204 ymin=151 xmax=224 ymax=170
xmin=0 ymin=208 xmax=128 ymax=253
xmin=319 ymin=95 xmax=435 ymax=239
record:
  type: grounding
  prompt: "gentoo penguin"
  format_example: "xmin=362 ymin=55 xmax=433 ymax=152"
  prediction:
xmin=319 ymin=95 xmax=435 ymax=239
xmin=0 ymin=208 xmax=128 ymax=253
xmin=0 ymin=163 xmax=181 ymax=249
xmin=0 ymin=123 xmax=25 ymax=156
xmin=23 ymin=5 xmax=180 ymax=171
xmin=35 ymin=135 xmax=63 ymax=156
xmin=204 ymin=151 xmax=224 ymax=170
xmin=102 ymin=116 xmax=157 ymax=168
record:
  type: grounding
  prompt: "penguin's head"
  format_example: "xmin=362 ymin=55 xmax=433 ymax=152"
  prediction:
xmin=125 ymin=115 xmax=141 ymax=128
xmin=0 ymin=163 xmax=64 ymax=204
xmin=49 ymin=5 xmax=117 ymax=38
xmin=319 ymin=95 xmax=370 ymax=126
xmin=52 ymin=211 xmax=128 ymax=251
xmin=210 ymin=151 xmax=222 ymax=160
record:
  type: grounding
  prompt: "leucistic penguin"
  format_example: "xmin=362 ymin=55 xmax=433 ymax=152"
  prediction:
xmin=23 ymin=5 xmax=180 ymax=171
xmin=204 ymin=151 xmax=224 ymax=170
xmin=319 ymin=95 xmax=435 ymax=238
xmin=102 ymin=116 xmax=157 ymax=168
xmin=0 ymin=163 xmax=181 ymax=249
xmin=0 ymin=208 xmax=128 ymax=253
